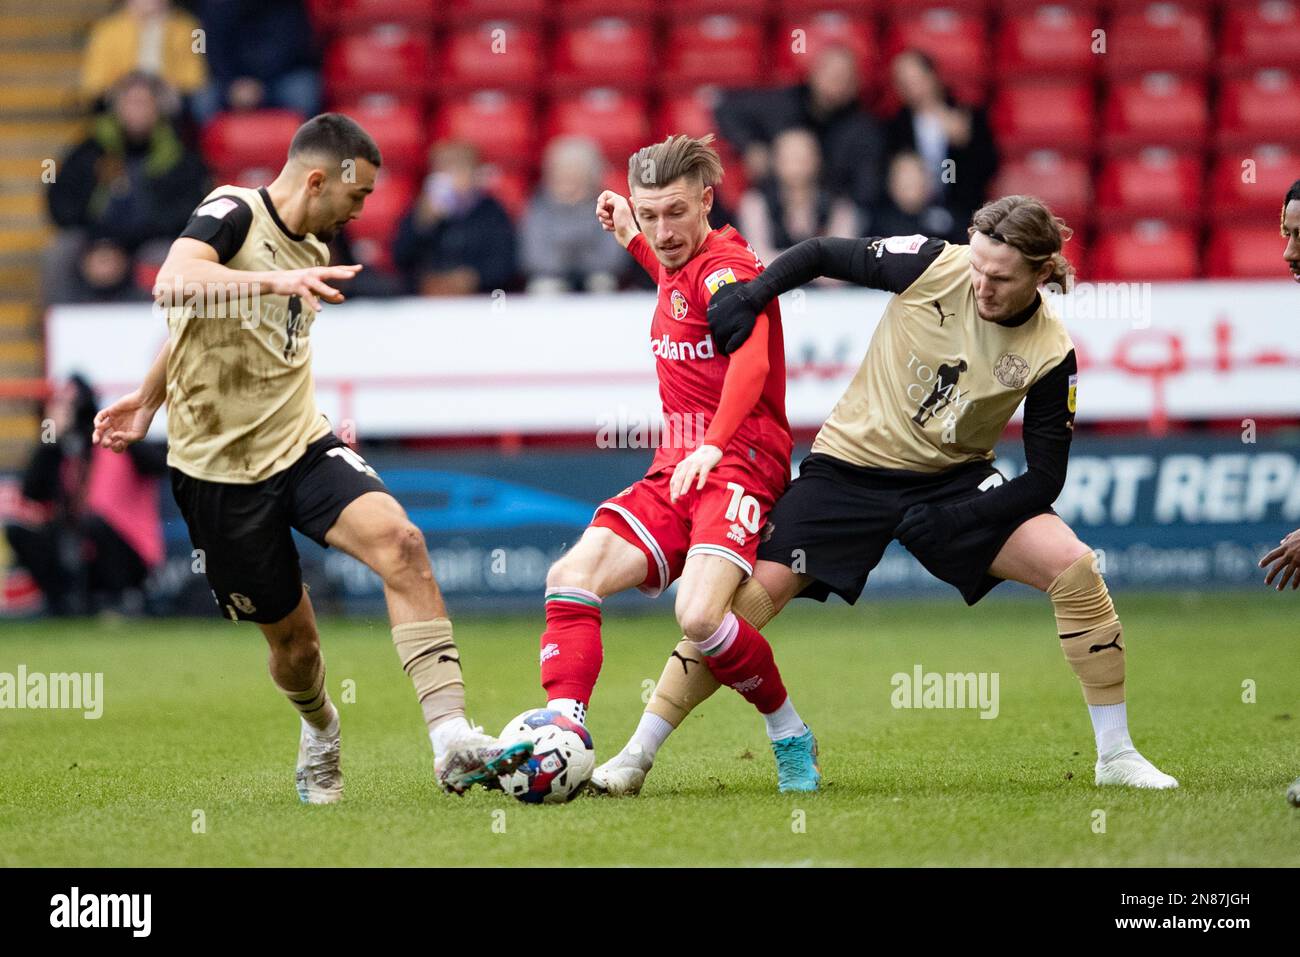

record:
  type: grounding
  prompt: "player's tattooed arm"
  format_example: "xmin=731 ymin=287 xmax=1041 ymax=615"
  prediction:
xmin=708 ymin=235 xmax=948 ymax=353
xmin=895 ymin=350 xmax=1077 ymax=550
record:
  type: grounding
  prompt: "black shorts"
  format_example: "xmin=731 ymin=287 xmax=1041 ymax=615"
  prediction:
xmin=757 ymin=453 xmax=1054 ymax=606
xmin=170 ymin=433 xmax=391 ymax=624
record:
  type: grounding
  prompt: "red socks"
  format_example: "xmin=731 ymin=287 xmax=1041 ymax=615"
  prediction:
xmin=539 ymin=587 xmax=604 ymax=705
xmin=694 ymin=612 xmax=788 ymax=714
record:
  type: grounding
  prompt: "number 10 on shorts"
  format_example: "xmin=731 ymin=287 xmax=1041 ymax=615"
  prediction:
xmin=725 ymin=482 xmax=761 ymax=534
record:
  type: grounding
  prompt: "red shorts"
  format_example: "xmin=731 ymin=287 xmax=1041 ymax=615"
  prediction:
xmin=591 ymin=458 xmax=786 ymax=597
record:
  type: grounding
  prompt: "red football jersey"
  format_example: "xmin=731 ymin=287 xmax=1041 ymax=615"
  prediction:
xmin=626 ymin=225 xmax=792 ymax=489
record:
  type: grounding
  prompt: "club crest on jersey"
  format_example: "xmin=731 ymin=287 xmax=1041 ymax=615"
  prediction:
xmin=670 ymin=288 xmax=689 ymax=321
xmin=993 ymin=353 xmax=1030 ymax=389
xmin=1068 ymin=374 xmax=1078 ymax=413
xmin=704 ymin=267 xmax=738 ymax=295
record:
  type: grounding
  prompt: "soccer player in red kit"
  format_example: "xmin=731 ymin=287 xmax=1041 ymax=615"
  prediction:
xmin=534 ymin=134 xmax=819 ymax=794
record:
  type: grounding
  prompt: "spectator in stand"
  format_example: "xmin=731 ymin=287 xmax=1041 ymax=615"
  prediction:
xmin=191 ymin=0 xmax=322 ymax=125
xmin=714 ymin=44 xmax=885 ymax=211
xmin=736 ymin=127 xmax=861 ymax=272
xmin=45 ymin=72 xmax=210 ymax=304
xmin=521 ymin=136 xmax=625 ymax=294
xmin=868 ymin=151 xmax=966 ymax=244
xmin=393 ymin=142 xmax=517 ymax=296
xmin=80 ymin=0 xmax=207 ymax=111
xmin=4 ymin=376 xmax=166 ymax=617
xmin=884 ymin=49 xmax=997 ymax=227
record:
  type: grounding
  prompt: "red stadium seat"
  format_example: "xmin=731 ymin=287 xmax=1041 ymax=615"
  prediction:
xmin=656 ymin=85 xmax=725 ymax=140
xmin=989 ymin=150 xmax=1092 ymax=229
xmin=989 ymin=81 xmax=1095 ymax=156
xmin=479 ymin=163 xmax=532 ymax=220
xmin=432 ymin=90 xmax=536 ymax=167
xmin=1210 ymin=145 xmax=1300 ymax=220
xmin=1101 ymin=73 xmax=1208 ymax=153
xmin=347 ymin=170 xmax=417 ymax=271
xmin=772 ymin=9 xmax=878 ymax=85
xmin=1216 ymin=70 xmax=1300 ymax=149
xmin=775 ymin=0 xmax=879 ymax=10
xmin=317 ymin=0 xmax=437 ymax=34
xmin=442 ymin=0 xmax=547 ymax=22
xmin=550 ymin=17 xmax=655 ymax=92
xmin=664 ymin=0 xmax=769 ymax=13
xmin=324 ymin=27 xmax=436 ymax=102
xmin=546 ymin=88 xmax=652 ymax=165
xmin=442 ymin=20 xmax=544 ymax=92
xmin=553 ymin=0 xmax=656 ymax=18
xmin=1205 ymin=225 xmax=1292 ymax=278
xmin=1096 ymin=149 xmax=1203 ymax=224
xmin=995 ymin=5 xmax=1098 ymax=79
xmin=659 ymin=15 xmax=764 ymax=89
xmin=1091 ymin=220 xmax=1199 ymax=280
xmin=883 ymin=9 xmax=990 ymax=91
xmin=1220 ymin=1 xmax=1300 ymax=75
xmin=331 ymin=97 xmax=425 ymax=175
xmin=1102 ymin=4 xmax=1212 ymax=78
xmin=201 ymin=110 xmax=304 ymax=180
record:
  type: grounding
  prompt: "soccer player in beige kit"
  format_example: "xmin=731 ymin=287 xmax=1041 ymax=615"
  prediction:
xmin=93 ymin=113 xmax=531 ymax=803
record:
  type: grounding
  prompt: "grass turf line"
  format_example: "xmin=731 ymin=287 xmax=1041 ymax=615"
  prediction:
xmin=1 ymin=591 xmax=1297 ymax=866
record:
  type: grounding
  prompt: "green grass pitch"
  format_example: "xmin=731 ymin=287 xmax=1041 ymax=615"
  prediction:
xmin=2 ymin=591 xmax=1298 ymax=867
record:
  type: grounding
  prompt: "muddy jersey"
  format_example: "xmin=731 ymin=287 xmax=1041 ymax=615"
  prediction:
xmin=164 ymin=185 xmax=331 ymax=483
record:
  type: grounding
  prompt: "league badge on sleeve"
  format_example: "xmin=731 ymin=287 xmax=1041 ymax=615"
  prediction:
xmin=704 ymin=267 xmax=737 ymax=295
xmin=1068 ymin=374 xmax=1078 ymax=413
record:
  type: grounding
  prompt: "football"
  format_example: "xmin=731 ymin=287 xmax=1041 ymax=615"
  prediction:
xmin=497 ymin=709 xmax=596 ymax=804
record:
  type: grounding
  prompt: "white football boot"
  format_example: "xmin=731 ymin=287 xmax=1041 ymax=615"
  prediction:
xmin=434 ymin=724 xmax=534 ymax=795
xmin=296 ymin=718 xmax=343 ymax=805
xmin=589 ymin=743 xmax=653 ymax=796
xmin=1094 ymin=746 xmax=1179 ymax=789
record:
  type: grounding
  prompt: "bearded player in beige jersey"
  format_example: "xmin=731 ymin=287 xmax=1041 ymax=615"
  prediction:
xmin=597 ymin=195 xmax=1179 ymax=793
xmin=91 ymin=114 xmax=532 ymax=802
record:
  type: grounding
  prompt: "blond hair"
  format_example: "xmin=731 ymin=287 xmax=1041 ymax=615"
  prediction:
xmin=968 ymin=195 xmax=1075 ymax=289
xmin=627 ymin=133 xmax=724 ymax=194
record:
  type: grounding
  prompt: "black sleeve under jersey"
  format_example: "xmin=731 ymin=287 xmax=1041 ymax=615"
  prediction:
xmin=746 ymin=235 xmax=948 ymax=305
xmin=946 ymin=349 xmax=1077 ymax=530
xmin=177 ymin=195 xmax=254 ymax=264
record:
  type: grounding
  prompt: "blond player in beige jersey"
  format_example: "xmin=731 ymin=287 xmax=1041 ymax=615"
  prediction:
xmin=593 ymin=196 xmax=1179 ymax=795
xmin=92 ymin=114 xmax=531 ymax=802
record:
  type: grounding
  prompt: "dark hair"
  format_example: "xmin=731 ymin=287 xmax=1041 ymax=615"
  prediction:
xmin=289 ymin=113 xmax=382 ymax=170
xmin=1286 ymin=179 xmax=1300 ymax=208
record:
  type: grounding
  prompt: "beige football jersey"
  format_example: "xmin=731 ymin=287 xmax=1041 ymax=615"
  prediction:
xmin=812 ymin=241 xmax=1075 ymax=472
xmin=164 ymin=185 xmax=331 ymax=483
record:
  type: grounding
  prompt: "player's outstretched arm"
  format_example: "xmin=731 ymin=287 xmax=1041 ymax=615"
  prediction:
xmin=708 ymin=235 xmax=949 ymax=354
xmin=93 ymin=339 xmax=170 ymax=453
xmin=154 ymin=237 xmax=362 ymax=314
xmin=1259 ymin=529 xmax=1300 ymax=591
